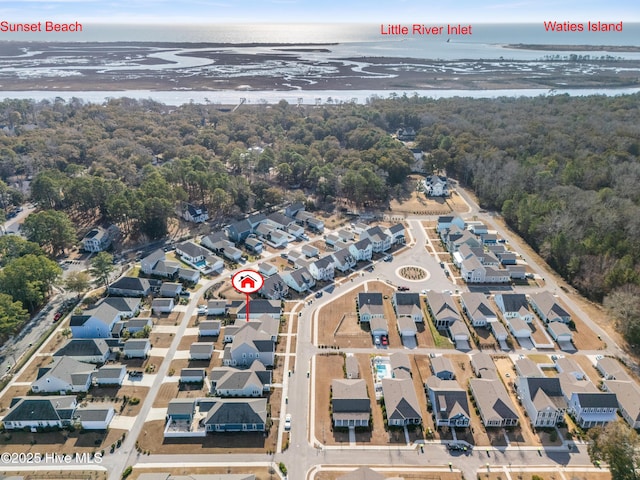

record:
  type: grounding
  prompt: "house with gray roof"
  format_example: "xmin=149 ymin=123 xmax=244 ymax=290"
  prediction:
xmin=357 ymin=292 xmax=384 ymax=323
xmin=381 ymin=378 xmax=422 ymax=426
xmin=397 ymin=316 xmax=418 ymax=340
xmin=159 ymin=282 xmax=183 ymax=298
xmin=204 ymin=398 xmax=267 ymax=432
xmin=244 ymin=237 xmax=263 ymax=254
xmin=31 ymin=357 xmax=96 ymax=394
xmin=234 ymin=299 xmax=280 ymax=321
xmin=516 ymin=377 xmax=567 ymax=427
xmin=257 ymin=262 xmax=278 ymax=277
xmin=494 ymin=294 xmax=534 ymax=322
xmin=201 ymin=235 xmax=242 ymax=262
xmin=425 ymin=376 xmax=470 ymax=427
xmin=266 ymin=212 xmax=294 ymax=231
xmin=386 ymin=223 xmax=405 ymax=245
xmin=602 ymin=379 xmax=640 ymax=429
xmin=596 ymin=357 xmax=632 ymax=381
xmin=81 ymin=226 xmax=112 ymax=253
xmin=210 ymin=361 xmax=271 ymax=397
xmin=360 ymin=226 xmax=391 ymax=253
xmin=70 ymin=297 xmax=141 ymax=338
xmin=425 ymin=291 xmax=460 ymax=329
xmin=152 ymin=298 xmax=175 ymax=314
xmin=180 ymin=368 xmax=206 ymax=383
xmin=74 ymin=406 xmax=116 ymax=430
xmin=568 ymin=392 xmax=618 ymax=428
xmin=123 ymin=339 xmax=150 ymax=359
xmin=349 ymin=238 xmax=373 ymax=262
xmin=332 ymin=248 xmax=357 ymax=272
xmin=190 ymin=342 xmax=214 ymax=360
xmin=529 ymin=291 xmax=571 ymax=324
xmin=282 ymin=266 xmax=316 ymax=293
xmin=94 ymin=364 xmax=126 ymax=386
xmin=460 ymin=292 xmax=497 ymax=327
xmin=226 ymin=219 xmax=253 ymax=244
xmin=2 ymin=396 xmax=77 ymax=430
xmin=470 ymin=352 xmax=498 ymax=379
xmin=138 ymin=475 xmax=255 ymax=480
xmin=260 ymin=273 xmax=289 ymax=300
xmin=223 ymin=325 xmax=274 ymax=368
xmin=301 ymin=244 xmax=320 ymax=258
xmin=392 ymin=292 xmax=423 ymax=323
xmin=332 ymin=379 xmax=370 ymax=427
xmin=54 ymin=339 xmax=110 ymax=364
xmin=390 ymin=353 xmax=412 ymax=379
xmin=309 ymin=255 xmax=335 ymax=281
xmin=430 ymin=356 xmax=455 ymax=380
xmin=108 ymin=277 xmax=151 ymax=297
xmin=198 ymin=320 xmax=222 ymax=337
xmin=514 ymin=357 xmax=543 ymax=378
xmin=207 ymin=300 xmax=227 ymax=316
xmin=469 ymin=378 xmax=519 ymax=427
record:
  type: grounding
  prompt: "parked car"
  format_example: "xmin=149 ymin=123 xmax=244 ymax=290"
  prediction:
xmin=284 ymin=414 xmax=292 ymax=431
xmin=53 ymin=312 xmax=62 ymax=322
xmin=365 ymin=265 xmax=374 ymax=272
xmin=397 ymin=286 xmax=410 ymax=291
xmin=374 ymin=336 xmax=381 ymax=345
xmin=383 ymin=255 xmax=393 ymax=262
xmin=315 ymin=291 xmax=323 ymax=298
xmin=381 ymin=336 xmax=388 ymax=346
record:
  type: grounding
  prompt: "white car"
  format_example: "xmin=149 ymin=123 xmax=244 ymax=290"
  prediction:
xmin=284 ymin=414 xmax=292 ymax=431
xmin=197 ymin=305 xmax=207 ymax=315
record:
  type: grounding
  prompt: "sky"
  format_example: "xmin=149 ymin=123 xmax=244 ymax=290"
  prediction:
xmin=0 ymin=0 xmax=638 ymax=24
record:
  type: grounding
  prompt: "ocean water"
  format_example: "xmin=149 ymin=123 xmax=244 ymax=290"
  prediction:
xmin=3 ymin=23 xmax=640 ymax=60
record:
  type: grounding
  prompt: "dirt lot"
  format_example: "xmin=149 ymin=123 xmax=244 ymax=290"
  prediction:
xmin=15 ymin=354 xmax=53 ymax=382
xmin=120 ymin=355 xmax=162 ymax=375
xmin=480 ymin=472 xmax=612 ymax=480
xmin=492 ymin=356 xmax=541 ymax=447
xmin=87 ymin=385 xmax=149 ymax=416
xmin=136 ymin=418 xmax=278 ymax=454
xmin=149 ymin=332 xmax=175 ymax=348
xmin=314 ymin=353 xmax=350 ymax=446
xmin=169 ymin=356 xmax=221 ymax=376
xmin=130 ymin=467 xmax=276 ymax=480
xmin=315 ymin=470 xmax=464 ymax=480
xmin=153 ymin=311 xmax=184 ymax=327
xmin=40 ymin=331 xmax=68 ymax=354
xmin=529 ymin=318 xmax=554 ymax=348
xmin=0 ymin=427 xmax=126 ymax=454
xmin=0 ymin=385 xmax=31 ymax=413
xmin=317 ymin=284 xmax=366 ymax=347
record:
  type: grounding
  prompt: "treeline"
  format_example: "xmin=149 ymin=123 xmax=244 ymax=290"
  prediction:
xmin=0 ymin=94 xmax=639 ymax=309
xmin=0 ymin=235 xmax=61 ymax=343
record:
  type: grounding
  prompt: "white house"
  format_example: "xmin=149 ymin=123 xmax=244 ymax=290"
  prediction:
xmin=207 ymin=300 xmax=227 ymax=316
xmin=123 ymin=339 xmax=150 ymax=359
xmin=182 ymin=203 xmax=209 ymax=223
xmin=436 ymin=215 xmax=465 ymax=234
xmin=494 ymin=294 xmax=534 ymax=322
xmin=360 ymin=226 xmax=391 ymax=253
xmin=460 ymin=292 xmax=497 ymax=327
xmin=31 ymin=357 xmax=96 ymax=394
xmin=53 ymin=339 xmax=110 ymax=364
xmin=75 ymin=407 xmax=116 ymax=430
xmin=349 ymin=238 xmax=373 ymax=262
xmin=190 ymin=342 xmax=214 ymax=360
xmin=529 ymin=291 xmax=571 ymax=324
xmin=2 ymin=396 xmax=77 ymax=430
xmin=180 ymin=368 xmax=206 ymax=383
xmin=94 ymin=364 xmax=126 ymax=386
xmin=152 ymin=298 xmax=175 ymax=314
xmin=81 ymin=227 xmax=111 ymax=253
xmin=258 ymin=262 xmax=278 ymax=277
xmin=357 ymin=292 xmax=384 ymax=323
xmin=309 ymin=256 xmax=335 ymax=281
xmin=568 ymin=392 xmax=618 ymax=428
xmin=397 ymin=316 xmax=418 ymax=339
xmin=392 ymin=292 xmax=423 ymax=323
xmin=516 ymin=377 xmax=567 ymax=427
xmin=198 ymin=320 xmax=221 ymax=337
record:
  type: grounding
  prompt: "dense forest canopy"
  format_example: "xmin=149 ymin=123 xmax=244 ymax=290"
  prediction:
xmin=0 ymin=93 xmax=639 ymax=311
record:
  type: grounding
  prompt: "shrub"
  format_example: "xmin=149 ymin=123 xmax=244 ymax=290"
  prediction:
xmin=121 ymin=466 xmax=133 ymax=479
xmin=129 ymin=397 xmax=140 ymax=405
xmin=279 ymin=462 xmax=287 ymax=475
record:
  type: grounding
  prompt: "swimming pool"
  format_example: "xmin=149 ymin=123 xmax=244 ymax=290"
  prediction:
xmin=194 ymin=259 xmax=207 ymax=268
xmin=375 ymin=363 xmax=391 ymax=381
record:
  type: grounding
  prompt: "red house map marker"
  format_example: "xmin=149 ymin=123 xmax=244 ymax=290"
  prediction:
xmin=231 ymin=269 xmax=265 ymax=322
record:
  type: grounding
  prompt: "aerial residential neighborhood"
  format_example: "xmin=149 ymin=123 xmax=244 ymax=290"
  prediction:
xmin=0 ymin=174 xmax=632 ymax=480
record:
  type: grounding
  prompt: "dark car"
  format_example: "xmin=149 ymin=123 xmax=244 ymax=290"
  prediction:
xmin=365 ymin=265 xmax=375 ymax=272
xmin=315 ymin=291 xmax=323 ymax=298
xmin=53 ymin=312 xmax=62 ymax=322
xmin=397 ymin=286 xmax=410 ymax=291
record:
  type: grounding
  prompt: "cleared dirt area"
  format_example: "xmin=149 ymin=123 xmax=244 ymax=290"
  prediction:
xmin=314 ymin=353 xmax=349 ymax=446
xmin=15 ymin=354 xmax=53 ymax=382
xmin=317 ymin=284 xmax=366 ymax=347
xmin=492 ymin=356 xmax=540 ymax=447
xmin=315 ymin=470 xmax=464 ymax=480
xmin=169 ymin=356 xmax=221 ymax=376
xmin=130 ymin=467 xmax=276 ymax=480
xmin=154 ymin=311 xmax=184 ymax=326
xmin=573 ymin=355 xmax=602 ymax=385
xmin=40 ymin=331 xmax=68 ymax=354
xmin=480 ymin=472 xmax=612 ymax=480
xmin=136 ymin=419 xmax=278 ymax=454
xmin=0 ymin=427 xmax=126 ymax=454
xmin=0 ymin=385 xmax=31 ymax=413
xmin=120 ymin=355 xmax=162 ymax=375
xmin=88 ymin=385 xmax=149 ymax=416
xmin=149 ymin=332 xmax=175 ymax=348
